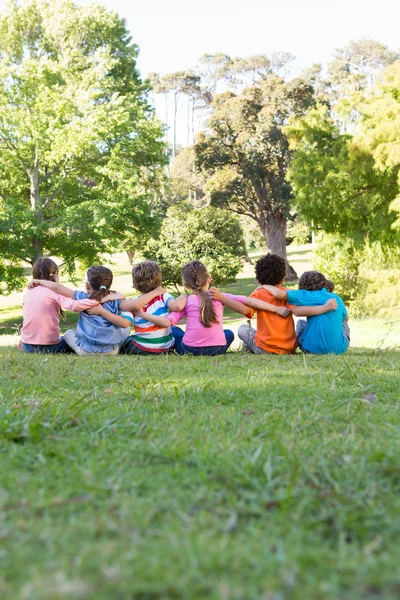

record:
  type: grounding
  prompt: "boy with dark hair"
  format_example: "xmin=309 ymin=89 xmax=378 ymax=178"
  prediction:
xmin=234 ymin=254 xmax=336 ymax=355
xmin=262 ymin=270 xmax=350 ymax=355
xmin=120 ymin=261 xmax=186 ymax=354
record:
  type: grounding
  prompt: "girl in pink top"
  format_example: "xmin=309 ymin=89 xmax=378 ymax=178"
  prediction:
xmin=135 ymin=260 xmax=289 ymax=356
xmin=21 ymin=258 xmax=99 ymax=354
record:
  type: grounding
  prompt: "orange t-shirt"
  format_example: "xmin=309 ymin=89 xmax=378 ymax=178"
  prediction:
xmin=247 ymin=287 xmax=296 ymax=354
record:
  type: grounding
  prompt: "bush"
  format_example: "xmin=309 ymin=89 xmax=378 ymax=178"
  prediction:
xmin=286 ymin=218 xmax=311 ymax=246
xmin=144 ymin=204 xmax=246 ymax=289
xmin=313 ymin=233 xmax=365 ymax=305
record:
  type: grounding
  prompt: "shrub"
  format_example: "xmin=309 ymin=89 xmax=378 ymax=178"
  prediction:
xmin=144 ymin=204 xmax=246 ymax=289
xmin=286 ymin=218 xmax=311 ymax=246
xmin=313 ymin=233 xmax=365 ymax=305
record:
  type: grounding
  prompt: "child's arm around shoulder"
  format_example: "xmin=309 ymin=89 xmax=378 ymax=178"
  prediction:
xmin=134 ymin=309 xmax=173 ymax=328
xmin=291 ymin=298 xmax=338 ymax=317
xmin=119 ymin=286 xmax=165 ymax=312
xmin=167 ymin=294 xmax=187 ymax=311
xmin=86 ymin=304 xmax=131 ymax=328
xmin=28 ymin=279 xmax=75 ymax=298
xmin=259 ymin=285 xmax=288 ymax=300
xmin=209 ymin=288 xmax=252 ymax=316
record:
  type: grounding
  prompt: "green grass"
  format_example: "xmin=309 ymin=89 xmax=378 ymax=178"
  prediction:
xmin=1 ymin=348 xmax=400 ymax=599
xmin=1 ymin=244 xmax=400 ymax=598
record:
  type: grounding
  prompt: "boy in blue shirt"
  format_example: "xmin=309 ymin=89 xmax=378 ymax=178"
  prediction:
xmin=261 ymin=270 xmax=350 ymax=355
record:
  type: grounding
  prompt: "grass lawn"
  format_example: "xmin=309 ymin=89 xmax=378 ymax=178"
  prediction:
xmin=1 ymin=246 xmax=400 ymax=598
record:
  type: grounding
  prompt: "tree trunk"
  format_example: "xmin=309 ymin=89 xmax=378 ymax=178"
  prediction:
xmin=30 ymin=158 xmax=43 ymax=262
xmin=260 ymin=211 xmax=298 ymax=281
xmin=126 ymin=249 xmax=135 ymax=265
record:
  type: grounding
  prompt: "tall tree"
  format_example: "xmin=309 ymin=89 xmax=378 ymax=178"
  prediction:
xmin=0 ymin=0 xmax=166 ymax=292
xmin=195 ymin=77 xmax=315 ymax=279
xmin=287 ymin=104 xmax=399 ymax=244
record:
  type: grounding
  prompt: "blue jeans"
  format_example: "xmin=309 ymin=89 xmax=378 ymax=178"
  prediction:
xmin=22 ymin=337 xmax=71 ymax=354
xmin=172 ymin=326 xmax=234 ymax=356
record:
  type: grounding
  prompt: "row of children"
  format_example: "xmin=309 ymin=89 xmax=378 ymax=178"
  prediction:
xmin=20 ymin=253 xmax=349 ymax=356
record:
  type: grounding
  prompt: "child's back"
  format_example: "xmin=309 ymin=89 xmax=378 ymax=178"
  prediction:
xmin=287 ymin=288 xmax=348 ymax=354
xmin=74 ymin=290 xmax=126 ymax=353
xmin=246 ymin=287 xmax=296 ymax=354
xmin=130 ymin=292 xmax=175 ymax=353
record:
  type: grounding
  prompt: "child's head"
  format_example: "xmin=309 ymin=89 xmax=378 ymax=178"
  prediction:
xmin=32 ymin=257 xmax=60 ymax=282
xmin=181 ymin=260 xmax=217 ymax=328
xmin=85 ymin=266 xmax=114 ymax=301
xmin=132 ymin=261 xmax=162 ymax=294
xmin=299 ymin=271 xmax=334 ymax=292
xmin=255 ymin=254 xmax=287 ymax=285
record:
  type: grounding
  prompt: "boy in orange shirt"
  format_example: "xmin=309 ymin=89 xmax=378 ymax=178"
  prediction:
xmin=215 ymin=254 xmax=336 ymax=355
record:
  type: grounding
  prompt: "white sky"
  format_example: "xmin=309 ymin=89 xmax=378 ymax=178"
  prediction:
xmin=0 ymin=0 xmax=399 ymax=78
xmin=1 ymin=0 xmax=399 ymax=144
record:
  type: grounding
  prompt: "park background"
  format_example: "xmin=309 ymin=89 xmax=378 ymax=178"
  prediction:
xmin=1 ymin=0 xmax=400 ymax=598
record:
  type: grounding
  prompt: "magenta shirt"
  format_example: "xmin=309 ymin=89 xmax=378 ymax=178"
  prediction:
xmin=21 ymin=287 xmax=97 ymax=345
xmin=168 ymin=293 xmax=246 ymax=347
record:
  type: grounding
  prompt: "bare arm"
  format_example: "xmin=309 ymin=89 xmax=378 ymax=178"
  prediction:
xmin=28 ymin=279 xmax=74 ymax=298
xmin=244 ymin=297 xmax=291 ymax=318
xmin=134 ymin=309 xmax=172 ymax=328
xmin=291 ymin=298 xmax=338 ymax=317
xmin=101 ymin=292 xmax=125 ymax=303
xmin=119 ymin=286 xmax=166 ymax=312
xmin=167 ymin=294 xmax=187 ymax=311
xmin=86 ymin=304 xmax=131 ymax=328
xmin=260 ymin=285 xmax=288 ymax=300
xmin=210 ymin=288 xmax=252 ymax=316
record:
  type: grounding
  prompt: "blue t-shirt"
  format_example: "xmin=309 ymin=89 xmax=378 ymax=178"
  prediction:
xmin=74 ymin=291 xmax=126 ymax=353
xmin=287 ymin=288 xmax=349 ymax=355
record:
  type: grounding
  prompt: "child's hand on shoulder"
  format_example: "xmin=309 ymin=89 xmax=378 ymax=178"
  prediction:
xmin=86 ymin=304 xmax=105 ymax=316
xmin=209 ymin=287 xmax=223 ymax=301
xmin=28 ymin=279 xmax=46 ymax=289
xmin=276 ymin=306 xmax=291 ymax=317
xmin=101 ymin=292 xmax=125 ymax=303
xmin=325 ymin=298 xmax=338 ymax=311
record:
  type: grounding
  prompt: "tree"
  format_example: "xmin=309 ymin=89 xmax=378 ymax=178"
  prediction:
xmin=359 ymin=62 xmax=400 ymax=229
xmin=287 ymin=104 xmax=399 ymax=244
xmin=170 ymin=147 xmax=206 ymax=205
xmin=0 ymin=0 xmax=166 ymax=293
xmin=144 ymin=205 xmax=246 ymax=289
xmin=195 ymin=77 xmax=315 ymax=279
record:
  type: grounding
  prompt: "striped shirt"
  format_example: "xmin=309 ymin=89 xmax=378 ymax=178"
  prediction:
xmin=130 ymin=293 xmax=175 ymax=353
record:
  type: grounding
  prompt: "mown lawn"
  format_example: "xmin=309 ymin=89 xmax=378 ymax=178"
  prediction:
xmin=1 ymin=346 xmax=400 ymax=599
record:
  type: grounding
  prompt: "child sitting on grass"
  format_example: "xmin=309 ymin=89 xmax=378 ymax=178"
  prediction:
xmin=120 ymin=261 xmax=187 ymax=355
xmin=29 ymin=265 xmax=161 ymax=356
xmin=261 ymin=270 xmax=349 ymax=355
xmin=21 ymin=257 xmax=98 ymax=354
xmin=217 ymin=254 xmax=337 ymax=355
xmin=133 ymin=260 xmax=290 ymax=356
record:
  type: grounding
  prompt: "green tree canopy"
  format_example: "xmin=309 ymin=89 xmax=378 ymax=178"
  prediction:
xmin=144 ymin=204 xmax=246 ymax=289
xmin=0 ymin=0 xmax=166 ymax=293
xmin=195 ymin=77 xmax=315 ymax=278
xmin=287 ymin=104 xmax=399 ymax=244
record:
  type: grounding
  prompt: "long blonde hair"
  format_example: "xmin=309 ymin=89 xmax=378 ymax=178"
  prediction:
xmin=182 ymin=261 xmax=218 ymax=328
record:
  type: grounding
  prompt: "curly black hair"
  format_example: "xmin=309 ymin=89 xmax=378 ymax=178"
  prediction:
xmin=255 ymin=254 xmax=287 ymax=285
xmin=298 ymin=271 xmax=335 ymax=292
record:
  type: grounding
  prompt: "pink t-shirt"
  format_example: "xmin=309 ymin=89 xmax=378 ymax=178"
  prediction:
xmin=21 ymin=287 xmax=97 ymax=345
xmin=168 ymin=293 xmax=246 ymax=347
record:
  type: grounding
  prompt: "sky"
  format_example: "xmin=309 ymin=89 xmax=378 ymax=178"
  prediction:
xmin=0 ymin=0 xmax=399 ymax=78
xmin=1 ymin=0 xmax=399 ymax=143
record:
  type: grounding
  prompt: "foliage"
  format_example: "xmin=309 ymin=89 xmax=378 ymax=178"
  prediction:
xmin=313 ymin=233 xmax=364 ymax=305
xmin=288 ymin=104 xmax=400 ymax=245
xmin=196 ymin=78 xmax=315 ymax=268
xmin=0 ymin=0 xmax=166 ymax=292
xmin=144 ymin=204 xmax=245 ymax=288
xmin=286 ymin=217 xmax=311 ymax=246
xmin=170 ymin=146 xmax=206 ymax=205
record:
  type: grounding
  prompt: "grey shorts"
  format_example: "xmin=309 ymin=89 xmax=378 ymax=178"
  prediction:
xmin=237 ymin=323 xmax=268 ymax=354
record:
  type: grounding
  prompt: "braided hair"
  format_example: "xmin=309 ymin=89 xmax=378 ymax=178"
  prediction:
xmin=32 ymin=257 xmax=65 ymax=319
xmin=86 ymin=266 xmax=115 ymax=301
xmin=298 ymin=271 xmax=335 ymax=292
xmin=181 ymin=260 xmax=218 ymax=328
